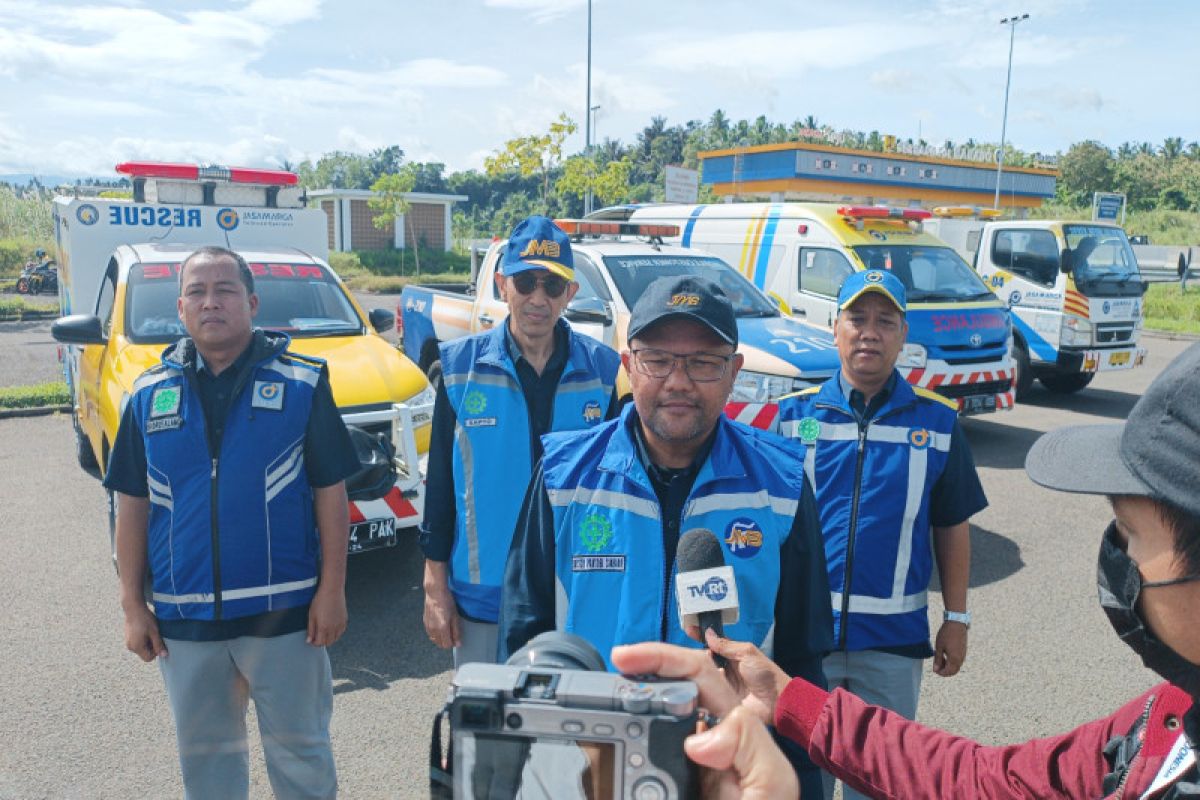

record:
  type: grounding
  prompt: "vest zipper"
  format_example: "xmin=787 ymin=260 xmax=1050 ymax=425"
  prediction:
xmin=838 ymin=422 xmax=869 ymax=649
xmin=210 ymin=457 xmax=223 ymax=620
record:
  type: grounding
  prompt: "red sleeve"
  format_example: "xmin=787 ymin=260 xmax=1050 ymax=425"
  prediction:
xmin=775 ymin=678 xmax=1158 ymax=800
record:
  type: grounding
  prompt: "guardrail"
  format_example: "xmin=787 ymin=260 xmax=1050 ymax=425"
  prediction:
xmin=1133 ymin=244 xmax=1196 ymax=284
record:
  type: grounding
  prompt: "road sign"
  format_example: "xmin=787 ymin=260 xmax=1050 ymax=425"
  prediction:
xmin=665 ymin=165 xmax=699 ymax=204
xmin=1093 ymin=192 xmax=1126 ymax=223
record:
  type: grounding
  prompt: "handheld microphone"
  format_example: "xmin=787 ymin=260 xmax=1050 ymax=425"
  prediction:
xmin=675 ymin=528 xmax=739 ymax=667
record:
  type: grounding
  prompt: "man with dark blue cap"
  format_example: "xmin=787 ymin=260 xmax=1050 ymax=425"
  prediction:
xmin=776 ymin=267 xmax=986 ymax=800
xmin=499 ymin=274 xmax=834 ymax=797
xmin=420 ymin=215 xmax=621 ymax=665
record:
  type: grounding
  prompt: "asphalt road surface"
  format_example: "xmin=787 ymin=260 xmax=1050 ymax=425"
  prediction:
xmin=0 ymin=329 xmax=1191 ymax=799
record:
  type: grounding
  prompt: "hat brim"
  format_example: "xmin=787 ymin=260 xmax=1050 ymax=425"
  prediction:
xmin=1025 ymin=424 xmax=1152 ymax=498
xmin=504 ymin=260 xmax=574 ymax=280
xmin=628 ymin=311 xmax=737 ymax=346
xmin=839 ymin=284 xmax=905 ymax=313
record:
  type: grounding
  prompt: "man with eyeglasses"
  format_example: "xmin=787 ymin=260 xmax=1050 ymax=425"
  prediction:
xmin=775 ymin=269 xmax=986 ymax=800
xmin=498 ymin=274 xmax=833 ymax=797
xmin=420 ymin=215 xmax=621 ymax=666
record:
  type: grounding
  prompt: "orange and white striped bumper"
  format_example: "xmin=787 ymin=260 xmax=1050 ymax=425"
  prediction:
xmin=348 ymin=484 xmax=423 ymax=528
xmin=725 ymin=401 xmax=781 ymax=432
xmin=901 ymin=365 xmax=1016 ymax=414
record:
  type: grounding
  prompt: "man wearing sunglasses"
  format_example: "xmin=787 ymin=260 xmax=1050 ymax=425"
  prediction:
xmin=498 ymin=275 xmax=833 ymax=797
xmin=420 ymin=215 xmax=621 ymax=666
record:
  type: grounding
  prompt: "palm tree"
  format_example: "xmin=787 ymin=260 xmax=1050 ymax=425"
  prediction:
xmin=802 ymin=115 xmax=819 ymax=131
xmin=1160 ymin=137 xmax=1184 ymax=160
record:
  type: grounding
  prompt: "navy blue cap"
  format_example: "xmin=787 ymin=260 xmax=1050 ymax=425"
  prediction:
xmin=502 ymin=215 xmax=574 ymax=279
xmin=838 ymin=269 xmax=907 ymax=313
xmin=628 ymin=275 xmax=738 ymax=346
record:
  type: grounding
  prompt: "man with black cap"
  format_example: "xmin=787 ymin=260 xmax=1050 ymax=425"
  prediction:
xmin=498 ymin=274 xmax=833 ymax=796
xmin=775 ymin=268 xmax=985 ymax=800
xmin=420 ymin=215 xmax=621 ymax=666
xmin=613 ymin=342 xmax=1200 ymax=798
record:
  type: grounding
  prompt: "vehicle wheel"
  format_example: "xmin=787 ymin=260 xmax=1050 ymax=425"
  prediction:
xmin=74 ymin=412 xmax=99 ymax=473
xmin=15 ymin=277 xmax=29 ymax=294
xmin=426 ymin=359 xmax=444 ymax=393
xmin=1039 ymin=372 xmax=1095 ymax=394
xmin=1011 ymin=339 xmax=1034 ymax=401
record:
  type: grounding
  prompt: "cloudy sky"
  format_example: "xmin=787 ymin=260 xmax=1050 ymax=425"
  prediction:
xmin=0 ymin=0 xmax=1193 ymax=178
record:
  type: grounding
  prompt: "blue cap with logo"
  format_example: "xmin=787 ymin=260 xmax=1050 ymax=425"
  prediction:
xmin=502 ymin=215 xmax=574 ymax=280
xmin=837 ymin=268 xmax=907 ymax=313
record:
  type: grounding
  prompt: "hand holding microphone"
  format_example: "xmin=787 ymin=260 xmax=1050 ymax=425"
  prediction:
xmin=674 ymin=528 xmax=740 ymax=667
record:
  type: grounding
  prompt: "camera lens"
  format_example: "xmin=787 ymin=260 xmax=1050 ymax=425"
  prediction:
xmin=506 ymin=631 xmax=607 ymax=671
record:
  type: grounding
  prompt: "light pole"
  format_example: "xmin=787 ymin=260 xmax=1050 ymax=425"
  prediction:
xmin=994 ymin=12 xmax=1029 ymax=210
xmin=584 ymin=0 xmax=593 ymax=214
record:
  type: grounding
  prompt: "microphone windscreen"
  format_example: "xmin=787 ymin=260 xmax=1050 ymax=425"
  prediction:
xmin=677 ymin=528 xmax=726 ymax=573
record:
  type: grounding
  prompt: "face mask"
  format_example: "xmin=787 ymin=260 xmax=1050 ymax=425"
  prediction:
xmin=1098 ymin=521 xmax=1200 ymax=699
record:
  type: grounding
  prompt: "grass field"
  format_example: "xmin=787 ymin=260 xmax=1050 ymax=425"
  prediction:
xmin=1143 ymin=283 xmax=1200 ymax=334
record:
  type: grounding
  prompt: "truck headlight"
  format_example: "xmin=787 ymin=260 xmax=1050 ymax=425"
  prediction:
xmin=897 ymin=343 xmax=927 ymax=369
xmin=731 ymin=371 xmax=796 ymax=402
xmin=1060 ymin=316 xmax=1093 ymax=347
xmin=408 ymin=384 xmax=436 ymax=427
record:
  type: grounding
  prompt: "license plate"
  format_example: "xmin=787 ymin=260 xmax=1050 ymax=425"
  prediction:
xmin=961 ymin=394 xmax=997 ymax=416
xmin=348 ymin=517 xmax=398 ymax=554
xmin=1108 ymin=351 xmax=1131 ymax=367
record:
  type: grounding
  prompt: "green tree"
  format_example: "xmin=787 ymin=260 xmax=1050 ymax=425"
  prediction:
xmin=1057 ymin=140 xmax=1116 ymax=206
xmin=369 ymin=166 xmax=421 ymax=274
xmin=558 ymin=155 xmax=632 ymax=206
xmin=484 ymin=113 xmax=578 ymax=211
xmin=1161 ymin=137 xmax=1184 ymax=161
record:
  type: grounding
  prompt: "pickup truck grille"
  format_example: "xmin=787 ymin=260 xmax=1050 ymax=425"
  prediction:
xmin=1095 ymin=322 xmax=1135 ymax=344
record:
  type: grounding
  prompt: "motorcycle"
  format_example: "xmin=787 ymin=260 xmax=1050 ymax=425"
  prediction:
xmin=15 ymin=261 xmax=57 ymax=295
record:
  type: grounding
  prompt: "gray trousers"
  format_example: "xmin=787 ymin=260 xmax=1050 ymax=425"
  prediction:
xmin=453 ymin=614 xmax=500 ymax=668
xmin=159 ymin=631 xmax=336 ymax=800
xmin=821 ymin=650 xmax=923 ymax=800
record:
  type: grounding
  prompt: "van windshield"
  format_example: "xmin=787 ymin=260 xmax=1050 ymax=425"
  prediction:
xmin=601 ymin=254 xmax=779 ymax=317
xmin=125 ymin=261 xmax=362 ymax=344
xmin=1063 ymin=225 xmax=1140 ymax=281
xmin=850 ymin=245 xmax=994 ymax=302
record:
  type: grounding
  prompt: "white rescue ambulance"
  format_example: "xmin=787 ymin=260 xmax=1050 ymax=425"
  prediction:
xmin=51 ymin=161 xmax=434 ymax=559
xmin=599 ymin=203 xmax=1015 ymax=415
xmin=924 ymin=209 xmax=1146 ymax=398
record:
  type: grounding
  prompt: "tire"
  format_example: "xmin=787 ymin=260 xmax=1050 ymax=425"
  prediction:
xmin=1039 ymin=371 xmax=1095 ymax=394
xmin=15 ymin=277 xmax=29 ymax=294
xmin=74 ymin=412 xmax=99 ymax=473
xmin=1011 ymin=339 xmax=1034 ymax=401
xmin=426 ymin=359 xmax=444 ymax=393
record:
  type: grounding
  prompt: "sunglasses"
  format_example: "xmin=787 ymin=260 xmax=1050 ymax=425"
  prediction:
xmin=511 ymin=272 xmax=569 ymax=298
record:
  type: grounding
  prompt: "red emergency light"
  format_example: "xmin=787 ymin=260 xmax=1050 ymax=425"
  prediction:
xmin=554 ymin=219 xmax=680 ymax=238
xmin=115 ymin=161 xmax=299 ymax=186
xmin=837 ymin=205 xmax=931 ymax=221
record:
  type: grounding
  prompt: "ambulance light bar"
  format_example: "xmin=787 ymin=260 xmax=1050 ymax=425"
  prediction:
xmin=554 ymin=219 xmax=679 ymax=238
xmin=931 ymin=206 xmax=1004 ymax=219
xmin=837 ymin=205 xmax=931 ymax=221
xmin=116 ymin=161 xmax=299 ymax=186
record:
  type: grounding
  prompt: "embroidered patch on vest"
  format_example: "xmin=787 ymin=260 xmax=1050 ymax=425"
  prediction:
xmin=571 ymin=555 xmax=626 ymax=572
xmin=582 ymin=399 xmax=603 ymax=424
xmin=150 ymin=386 xmax=181 ymax=418
xmin=252 ymin=381 xmax=285 ymax=411
xmin=146 ymin=415 xmax=183 ymax=433
xmin=579 ymin=513 xmax=614 ymax=553
xmin=725 ymin=517 xmax=764 ymax=559
xmin=797 ymin=417 xmax=821 ymax=444
xmin=909 ymin=427 xmax=931 ymax=449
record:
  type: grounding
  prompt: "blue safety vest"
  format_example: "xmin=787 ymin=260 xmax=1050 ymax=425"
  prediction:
xmin=441 ymin=321 xmax=619 ymax=622
xmin=129 ymin=333 xmax=324 ymax=622
xmin=777 ymin=374 xmax=958 ymax=651
xmin=540 ymin=407 xmax=804 ymax=670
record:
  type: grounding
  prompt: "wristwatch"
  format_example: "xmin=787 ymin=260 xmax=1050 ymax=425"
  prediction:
xmin=943 ymin=610 xmax=971 ymax=628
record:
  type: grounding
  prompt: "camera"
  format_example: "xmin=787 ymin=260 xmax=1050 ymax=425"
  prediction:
xmin=430 ymin=632 xmax=698 ymax=799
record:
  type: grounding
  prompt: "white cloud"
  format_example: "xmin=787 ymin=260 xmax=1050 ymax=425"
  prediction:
xmin=869 ymin=68 xmax=919 ymax=92
xmin=483 ymin=0 xmax=586 ymax=23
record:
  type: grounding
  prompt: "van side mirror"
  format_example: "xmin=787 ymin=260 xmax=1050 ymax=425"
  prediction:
xmin=565 ymin=297 xmax=613 ymax=326
xmin=368 ymin=308 xmax=394 ymax=333
xmin=51 ymin=314 xmax=107 ymax=346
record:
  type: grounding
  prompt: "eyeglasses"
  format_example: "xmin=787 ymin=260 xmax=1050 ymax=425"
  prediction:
xmin=511 ymin=272 xmax=569 ymax=298
xmin=630 ymin=348 xmax=734 ymax=382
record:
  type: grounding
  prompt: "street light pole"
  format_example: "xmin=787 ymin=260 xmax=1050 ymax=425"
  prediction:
xmin=584 ymin=0 xmax=593 ymax=215
xmin=994 ymin=12 xmax=1029 ymax=210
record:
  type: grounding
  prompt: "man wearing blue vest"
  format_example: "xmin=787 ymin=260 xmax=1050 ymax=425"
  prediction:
xmin=777 ymin=268 xmax=986 ymax=800
xmin=104 ymin=246 xmax=360 ymax=799
xmin=498 ymin=275 xmax=833 ymax=797
xmin=421 ymin=215 xmax=621 ymax=666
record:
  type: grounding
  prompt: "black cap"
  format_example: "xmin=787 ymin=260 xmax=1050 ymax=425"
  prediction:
xmin=1026 ymin=342 xmax=1200 ymax=518
xmin=627 ymin=275 xmax=738 ymax=346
